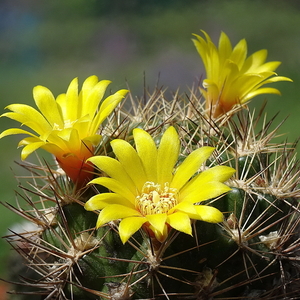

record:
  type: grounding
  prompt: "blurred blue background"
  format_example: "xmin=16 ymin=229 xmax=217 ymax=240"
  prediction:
xmin=0 ymin=0 xmax=299 ymax=277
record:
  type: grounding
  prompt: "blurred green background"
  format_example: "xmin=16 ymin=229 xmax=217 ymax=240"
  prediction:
xmin=0 ymin=0 xmax=299 ymax=277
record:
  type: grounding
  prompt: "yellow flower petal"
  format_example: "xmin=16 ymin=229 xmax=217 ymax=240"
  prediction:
xmin=244 ymin=87 xmax=281 ymax=102
xmin=2 ymin=105 xmax=52 ymax=134
xmin=96 ymin=204 xmax=142 ymax=228
xmin=118 ymin=217 xmax=147 ymax=244
xmin=241 ymin=49 xmax=267 ymax=73
xmin=79 ymin=75 xmax=99 ymax=103
xmin=81 ymin=79 xmax=111 ymax=118
xmin=218 ymin=31 xmax=232 ymax=63
xmin=0 ymin=128 xmax=37 ymax=140
xmin=90 ymin=89 xmax=128 ymax=133
xmin=167 ymin=212 xmax=192 ymax=236
xmin=192 ymin=205 xmax=224 ymax=223
xmin=263 ymin=75 xmax=293 ymax=83
xmin=255 ymin=61 xmax=281 ymax=73
xmin=18 ymin=136 xmax=44 ymax=146
xmin=149 ymin=224 xmax=169 ymax=243
xmin=171 ymin=201 xmax=197 ymax=215
xmin=33 ymin=86 xmax=64 ymax=128
xmin=133 ymin=128 xmax=158 ymax=182
xmin=87 ymin=156 xmax=136 ymax=195
xmin=146 ymin=213 xmax=167 ymax=235
xmin=64 ymin=77 xmax=79 ymax=121
xmin=180 ymin=181 xmax=232 ymax=203
xmin=83 ymin=134 xmax=102 ymax=147
xmin=65 ymin=128 xmax=81 ymax=151
xmin=157 ymin=126 xmax=180 ymax=184
xmin=171 ymin=146 xmax=214 ymax=190
xmin=110 ymin=139 xmax=147 ymax=192
xmin=230 ymin=38 xmax=247 ymax=69
xmin=41 ymin=142 xmax=65 ymax=158
xmin=185 ymin=165 xmax=235 ymax=189
xmin=21 ymin=141 xmax=47 ymax=160
xmin=85 ymin=193 xmax=134 ymax=211
xmin=89 ymin=177 xmax=136 ymax=203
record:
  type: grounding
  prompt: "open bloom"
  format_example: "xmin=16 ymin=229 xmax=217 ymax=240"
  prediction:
xmin=193 ymin=30 xmax=292 ymax=118
xmin=0 ymin=76 xmax=128 ymax=186
xmin=85 ymin=126 xmax=235 ymax=243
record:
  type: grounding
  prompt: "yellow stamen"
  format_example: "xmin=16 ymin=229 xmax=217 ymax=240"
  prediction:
xmin=136 ymin=181 xmax=178 ymax=215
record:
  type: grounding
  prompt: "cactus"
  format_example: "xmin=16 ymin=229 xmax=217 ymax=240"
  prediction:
xmin=1 ymin=31 xmax=299 ymax=299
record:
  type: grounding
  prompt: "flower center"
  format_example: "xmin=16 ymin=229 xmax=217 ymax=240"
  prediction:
xmin=136 ymin=182 xmax=178 ymax=215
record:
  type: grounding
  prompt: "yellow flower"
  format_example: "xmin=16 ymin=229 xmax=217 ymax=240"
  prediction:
xmin=0 ymin=76 xmax=128 ymax=186
xmin=192 ymin=30 xmax=292 ymax=118
xmin=85 ymin=126 xmax=235 ymax=243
